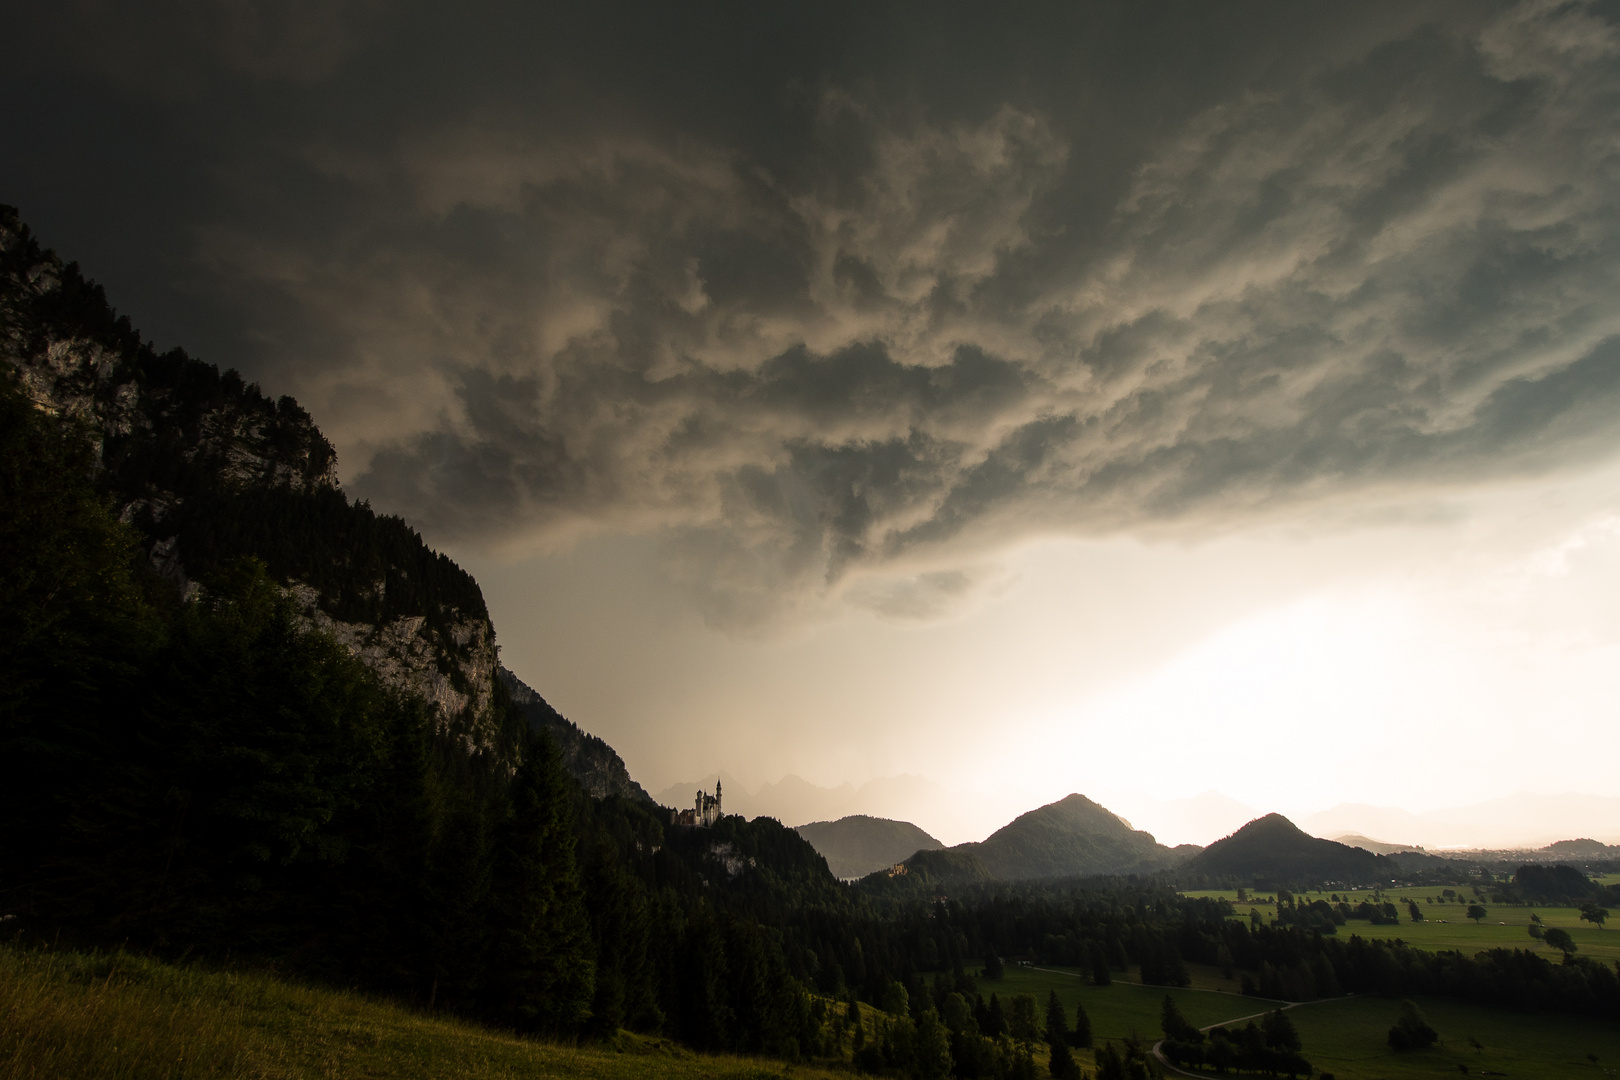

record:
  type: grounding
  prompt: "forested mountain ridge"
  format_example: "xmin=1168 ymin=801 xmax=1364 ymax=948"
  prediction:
xmin=954 ymin=794 xmax=1176 ymax=881
xmin=0 ymin=205 xmax=504 ymax=757
xmin=1186 ymin=813 xmax=1394 ymax=885
xmin=863 ymin=794 xmax=1177 ymax=888
xmin=500 ymin=667 xmax=653 ymax=804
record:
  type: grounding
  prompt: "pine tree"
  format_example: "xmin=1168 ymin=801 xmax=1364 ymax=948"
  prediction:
xmin=1263 ymin=1007 xmax=1302 ymax=1051
xmin=1095 ymin=1041 xmax=1126 ymax=1080
xmin=1069 ymin=1000 xmax=1093 ymax=1048
xmin=1047 ymin=1035 xmax=1080 ymax=1079
xmin=426 ymin=788 xmax=495 ymax=1006
xmin=342 ymin=693 xmax=440 ymax=991
xmin=489 ymin=729 xmax=595 ymax=1033
xmin=1090 ymin=943 xmax=1112 ymax=986
xmin=1161 ymin=994 xmax=1198 ymax=1042
xmin=1044 ymin=990 xmax=1069 ymax=1043
xmin=988 ymin=993 xmax=1009 ymax=1037
xmin=915 ymin=1009 xmax=953 ymax=1079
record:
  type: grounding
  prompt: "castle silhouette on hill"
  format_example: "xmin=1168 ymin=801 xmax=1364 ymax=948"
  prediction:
xmin=674 ymin=780 xmax=722 ymax=827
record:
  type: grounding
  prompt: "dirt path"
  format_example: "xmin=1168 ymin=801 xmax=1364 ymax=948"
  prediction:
xmin=1024 ymin=962 xmax=1353 ymax=1077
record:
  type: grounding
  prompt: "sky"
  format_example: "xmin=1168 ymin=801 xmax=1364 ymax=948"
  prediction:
xmin=7 ymin=0 xmax=1620 ymax=846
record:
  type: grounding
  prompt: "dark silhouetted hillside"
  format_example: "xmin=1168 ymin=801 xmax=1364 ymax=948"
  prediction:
xmin=500 ymin=668 xmax=653 ymax=804
xmin=931 ymin=794 xmax=1175 ymax=881
xmin=795 ymin=815 xmax=943 ymax=879
xmin=1542 ymin=838 xmax=1620 ymax=858
xmin=1186 ymin=813 xmax=1392 ymax=884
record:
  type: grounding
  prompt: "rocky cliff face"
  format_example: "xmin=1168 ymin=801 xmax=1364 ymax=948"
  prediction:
xmin=0 ymin=206 xmax=503 ymax=756
xmin=289 ymin=583 xmax=499 ymax=752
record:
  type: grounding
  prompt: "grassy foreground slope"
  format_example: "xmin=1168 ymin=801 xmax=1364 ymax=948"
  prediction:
xmin=0 ymin=946 xmax=822 ymax=1080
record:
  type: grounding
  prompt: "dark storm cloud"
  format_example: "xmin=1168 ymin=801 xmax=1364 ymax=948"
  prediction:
xmin=8 ymin=0 xmax=1620 ymax=627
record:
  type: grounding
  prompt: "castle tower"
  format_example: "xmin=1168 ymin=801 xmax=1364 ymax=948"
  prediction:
xmin=690 ymin=778 xmax=723 ymax=827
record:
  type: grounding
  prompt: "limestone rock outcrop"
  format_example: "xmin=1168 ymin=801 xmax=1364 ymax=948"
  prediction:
xmin=1 ymin=205 xmax=503 ymax=757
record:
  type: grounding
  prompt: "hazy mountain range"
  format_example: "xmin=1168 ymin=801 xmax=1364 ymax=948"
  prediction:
xmin=1302 ymin=793 xmax=1620 ymax=850
xmin=652 ymin=772 xmax=1004 ymax=844
xmin=656 ymin=771 xmax=1620 ymax=851
xmin=801 ymin=795 xmax=1189 ymax=885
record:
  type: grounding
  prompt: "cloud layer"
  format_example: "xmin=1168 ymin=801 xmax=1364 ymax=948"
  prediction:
xmin=12 ymin=0 xmax=1620 ymax=628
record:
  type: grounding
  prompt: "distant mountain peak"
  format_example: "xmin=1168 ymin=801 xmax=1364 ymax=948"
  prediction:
xmin=1226 ymin=812 xmax=1310 ymax=841
xmin=1187 ymin=812 xmax=1393 ymax=885
xmin=896 ymin=792 xmax=1176 ymax=883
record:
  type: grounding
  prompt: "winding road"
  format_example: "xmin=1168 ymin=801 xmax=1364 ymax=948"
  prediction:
xmin=1024 ymin=965 xmax=1353 ymax=1079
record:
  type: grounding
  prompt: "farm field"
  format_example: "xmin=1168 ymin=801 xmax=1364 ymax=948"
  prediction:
xmin=0 ymin=945 xmax=835 ymax=1080
xmin=1179 ymin=889 xmax=1620 ymax=962
xmin=992 ymin=965 xmax=1620 ymax=1080
xmin=1283 ymin=994 xmax=1620 ymax=1080
xmin=1341 ymin=905 xmax=1620 ymax=963
xmin=992 ymin=964 xmax=1281 ymax=1038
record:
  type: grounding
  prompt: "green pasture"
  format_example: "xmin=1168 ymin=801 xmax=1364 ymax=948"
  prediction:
xmin=1285 ymin=994 xmax=1620 ymax=1080
xmin=1179 ymin=888 xmax=1620 ymax=962
xmin=987 ymin=964 xmax=1283 ymax=1074
xmin=991 ymin=963 xmax=1278 ymax=1038
xmin=990 ymin=964 xmax=1620 ymax=1080
xmin=1342 ymin=903 xmax=1620 ymax=963
xmin=0 ymin=945 xmax=833 ymax=1080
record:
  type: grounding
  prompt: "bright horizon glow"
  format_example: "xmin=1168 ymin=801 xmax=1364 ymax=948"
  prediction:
xmin=472 ymin=461 xmax=1620 ymax=849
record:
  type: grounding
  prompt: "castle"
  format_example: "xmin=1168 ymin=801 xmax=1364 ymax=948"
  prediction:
xmin=674 ymin=779 xmax=723 ymax=827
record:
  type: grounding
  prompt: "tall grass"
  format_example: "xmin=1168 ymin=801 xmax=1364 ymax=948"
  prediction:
xmin=0 ymin=946 xmax=258 ymax=1079
xmin=0 ymin=942 xmax=826 ymax=1080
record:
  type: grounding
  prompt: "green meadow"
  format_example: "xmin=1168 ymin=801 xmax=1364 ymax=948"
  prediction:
xmin=1284 ymin=994 xmax=1620 ymax=1080
xmin=992 ymin=964 xmax=1280 ymax=1040
xmin=0 ymin=946 xmax=836 ymax=1080
xmin=990 ymin=963 xmax=1620 ymax=1080
xmin=1179 ymin=888 xmax=1620 ymax=963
